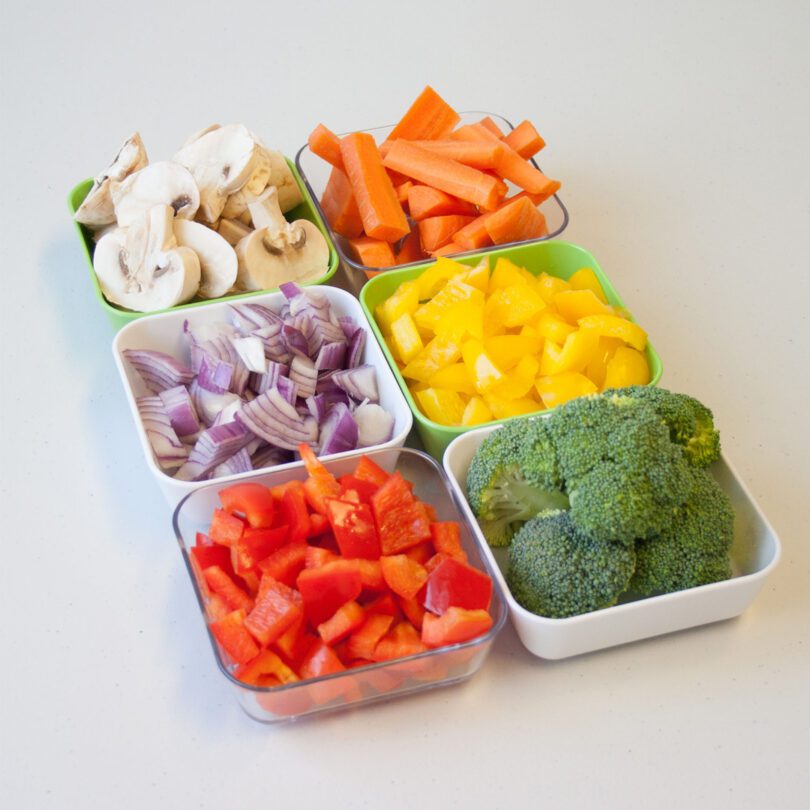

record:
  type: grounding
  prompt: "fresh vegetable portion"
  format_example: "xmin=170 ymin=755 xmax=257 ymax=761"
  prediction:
xmin=375 ymin=256 xmax=652 ymax=426
xmin=465 ymin=388 xmax=733 ymax=618
xmin=192 ymin=450 xmax=495 ymax=704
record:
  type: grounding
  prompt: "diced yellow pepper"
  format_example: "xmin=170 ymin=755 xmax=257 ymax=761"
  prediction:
xmin=578 ymin=315 xmax=648 ymax=351
xmin=417 ymin=257 xmax=467 ymax=299
xmin=434 ymin=299 xmax=484 ymax=342
xmin=602 ymin=347 xmax=651 ymax=390
xmin=428 ymin=363 xmax=476 ymax=396
xmin=413 ymin=279 xmax=483 ymax=332
xmin=401 ymin=336 xmax=461 ymax=383
xmin=461 ymin=339 xmax=505 ymax=393
xmin=490 ymin=355 xmax=540 ymax=400
xmin=483 ymin=392 xmax=542 ymax=420
xmin=569 ymin=267 xmax=608 ymax=303
xmin=535 ymin=309 xmax=577 ymax=343
xmin=554 ymin=289 xmax=613 ymax=323
xmin=483 ymin=284 xmax=545 ymax=328
xmin=461 ymin=396 xmax=493 ymax=426
xmin=535 ymin=273 xmax=571 ymax=304
xmin=414 ymin=388 xmax=467 ymax=426
xmin=375 ymin=280 xmax=420 ymax=334
xmin=539 ymin=329 xmax=600 ymax=376
xmin=535 ymin=372 xmax=598 ymax=409
xmin=461 ymin=259 xmax=490 ymax=293
xmin=484 ymin=334 xmax=544 ymax=370
xmin=389 ymin=312 xmax=424 ymax=364
xmin=488 ymin=257 xmax=536 ymax=292
xmin=585 ymin=337 xmax=624 ymax=389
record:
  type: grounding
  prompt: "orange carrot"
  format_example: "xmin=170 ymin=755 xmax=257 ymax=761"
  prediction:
xmin=340 ymin=132 xmax=410 ymax=243
xmin=404 ymin=139 xmax=503 ymax=169
xmin=483 ymin=196 xmax=547 ymax=245
xmin=418 ymin=214 xmax=475 ymax=252
xmin=386 ymin=86 xmax=461 ymax=143
xmin=395 ymin=180 xmax=414 ymax=209
xmin=503 ymin=120 xmax=545 ymax=159
xmin=407 ymin=185 xmax=478 ymax=220
xmin=383 ymin=140 xmax=502 ymax=211
xmin=348 ymin=236 xmax=397 ymax=268
xmin=453 ymin=214 xmax=494 ymax=250
xmin=320 ymin=167 xmax=363 ymax=238
xmin=479 ymin=116 xmax=506 ymax=137
xmin=394 ymin=226 xmax=426 ymax=265
xmin=482 ymin=171 xmax=509 ymax=209
xmin=430 ymin=241 xmax=465 ymax=257
xmin=308 ymin=124 xmax=344 ymax=170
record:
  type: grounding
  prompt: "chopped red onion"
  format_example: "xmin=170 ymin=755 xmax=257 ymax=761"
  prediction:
xmin=338 ymin=316 xmax=361 ymax=342
xmin=249 ymin=360 xmax=288 ymax=394
xmin=315 ymin=370 xmax=343 ymax=395
xmin=124 ymin=350 xmax=194 ymax=394
xmin=197 ymin=352 xmax=233 ymax=393
xmin=252 ymin=323 xmax=290 ymax=363
xmin=354 ymin=402 xmax=395 ymax=447
xmin=318 ymin=402 xmax=358 ymax=455
xmin=196 ymin=335 xmax=249 ymax=395
xmin=290 ymin=355 xmax=317 ymax=399
xmin=212 ymin=448 xmax=253 ymax=478
xmin=332 ymin=365 xmax=379 ymax=403
xmin=251 ymin=444 xmax=293 ymax=469
xmin=136 ymin=395 xmax=189 ymax=470
xmin=230 ymin=302 xmax=283 ymax=333
xmin=157 ymin=385 xmax=200 ymax=437
xmin=276 ymin=376 xmax=298 ymax=405
xmin=236 ymin=387 xmax=318 ymax=451
xmin=306 ymin=391 xmax=351 ymax=422
xmin=175 ymin=421 xmax=254 ymax=481
xmin=281 ymin=324 xmax=309 ymax=358
xmin=232 ymin=336 xmax=266 ymax=373
xmin=189 ymin=379 xmax=242 ymax=427
xmin=347 ymin=328 xmax=366 ymax=369
xmin=184 ymin=320 xmax=238 ymax=345
xmin=315 ymin=341 xmax=347 ymax=371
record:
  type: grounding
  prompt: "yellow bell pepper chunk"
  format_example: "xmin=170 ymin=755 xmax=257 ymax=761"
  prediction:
xmin=460 ymin=259 xmax=490 ymax=293
xmin=428 ymin=363 xmax=476 ymax=396
xmin=535 ymin=309 xmax=577 ymax=343
xmin=483 ymin=334 xmax=544 ymax=370
xmin=568 ymin=267 xmax=608 ymax=303
xmin=584 ymin=337 xmax=624 ymax=389
xmin=401 ymin=335 xmax=461 ymax=383
xmin=434 ymin=299 xmax=484 ymax=342
xmin=602 ymin=347 xmax=651 ymax=390
xmin=413 ymin=279 xmax=483 ymax=332
xmin=539 ymin=329 xmax=600 ymax=376
xmin=535 ymin=273 xmax=571 ymax=304
xmin=488 ymin=257 xmax=536 ymax=292
xmin=461 ymin=339 xmax=505 ymax=393
xmin=414 ymin=388 xmax=467 ymax=426
xmin=389 ymin=312 xmax=424 ymax=364
xmin=578 ymin=315 xmax=648 ymax=351
xmin=417 ymin=257 xmax=467 ymax=299
xmin=483 ymin=284 xmax=545 ymax=328
xmin=483 ymin=392 xmax=542 ymax=420
xmin=375 ymin=280 xmax=420 ymax=334
xmin=490 ymin=355 xmax=540 ymax=400
xmin=461 ymin=396 xmax=493 ymax=426
xmin=535 ymin=372 xmax=598 ymax=409
xmin=554 ymin=289 xmax=613 ymax=323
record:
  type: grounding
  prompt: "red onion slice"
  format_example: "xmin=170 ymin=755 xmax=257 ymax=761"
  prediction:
xmin=315 ymin=341 xmax=347 ymax=371
xmin=212 ymin=448 xmax=253 ymax=478
xmin=136 ymin=395 xmax=189 ymax=470
xmin=249 ymin=361 xmax=288 ymax=395
xmin=230 ymin=302 xmax=283 ymax=333
xmin=318 ymin=402 xmax=358 ymax=455
xmin=232 ymin=336 xmax=266 ymax=374
xmin=354 ymin=402 xmax=395 ymax=447
xmin=124 ymin=350 xmax=194 ymax=394
xmin=347 ymin=328 xmax=366 ymax=369
xmin=332 ymin=365 xmax=379 ymax=403
xmin=236 ymin=387 xmax=318 ymax=451
xmin=175 ymin=421 xmax=254 ymax=481
xmin=157 ymin=385 xmax=200 ymax=437
xmin=290 ymin=355 xmax=317 ymax=399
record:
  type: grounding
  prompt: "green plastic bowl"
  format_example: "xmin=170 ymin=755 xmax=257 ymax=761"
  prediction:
xmin=68 ymin=158 xmax=339 ymax=330
xmin=360 ymin=240 xmax=663 ymax=460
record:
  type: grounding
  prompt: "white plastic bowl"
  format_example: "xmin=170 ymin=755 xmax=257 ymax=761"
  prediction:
xmin=443 ymin=423 xmax=782 ymax=659
xmin=113 ymin=286 xmax=413 ymax=511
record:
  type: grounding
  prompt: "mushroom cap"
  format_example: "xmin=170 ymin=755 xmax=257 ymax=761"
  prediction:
xmin=174 ymin=219 xmax=238 ymax=299
xmin=112 ymin=161 xmax=200 ymax=228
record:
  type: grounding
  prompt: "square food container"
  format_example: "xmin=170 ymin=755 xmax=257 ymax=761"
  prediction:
xmin=359 ymin=239 xmax=663 ymax=460
xmin=173 ymin=446 xmax=508 ymax=723
xmin=113 ymin=286 xmax=413 ymax=511
xmin=69 ymin=158 xmax=339 ymax=330
xmin=295 ymin=112 xmax=569 ymax=295
xmin=443 ymin=422 xmax=782 ymax=660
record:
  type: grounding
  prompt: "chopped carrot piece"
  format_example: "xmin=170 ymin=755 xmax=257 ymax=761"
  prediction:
xmin=395 ymin=180 xmax=414 ymax=210
xmin=479 ymin=116 xmax=506 ymax=137
xmin=348 ymin=236 xmax=397 ymax=268
xmin=308 ymin=123 xmax=344 ymax=170
xmin=404 ymin=140 xmax=503 ymax=170
xmin=395 ymin=225 xmax=426 ymax=265
xmin=418 ymin=214 xmax=475 ymax=252
xmin=407 ymin=185 xmax=478 ymax=220
xmin=503 ymin=120 xmax=545 ymax=159
xmin=483 ymin=196 xmax=548 ymax=245
xmin=320 ymin=167 xmax=363 ymax=238
xmin=429 ymin=241 xmax=465 ymax=257
xmin=386 ymin=86 xmax=461 ymax=143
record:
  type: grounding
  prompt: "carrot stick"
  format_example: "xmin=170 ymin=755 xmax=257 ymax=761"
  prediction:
xmin=308 ymin=124 xmax=345 ymax=170
xmin=418 ymin=214 xmax=475 ymax=252
xmin=395 ymin=180 xmax=414 ymax=209
xmin=404 ymin=139 xmax=504 ymax=169
xmin=320 ymin=167 xmax=364 ymax=238
xmin=382 ymin=140 xmax=502 ymax=210
xmin=394 ymin=226 xmax=426 ymax=265
xmin=340 ymin=132 xmax=410 ymax=242
xmin=483 ymin=196 xmax=547 ymax=245
xmin=430 ymin=241 xmax=465 ymax=257
xmin=386 ymin=86 xmax=461 ymax=143
xmin=503 ymin=120 xmax=545 ymax=159
xmin=407 ymin=185 xmax=478 ymax=220
xmin=479 ymin=116 xmax=506 ymax=138
xmin=348 ymin=236 xmax=397 ymax=268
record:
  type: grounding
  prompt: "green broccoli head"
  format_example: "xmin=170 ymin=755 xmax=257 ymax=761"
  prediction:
xmin=608 ymin=386 xmax=721 ymax=468
xmin=629 ymin=467 xmax=734 ymax=595
xmin=507 ymin=510 xmax=636 ymax=618
xmin=466 ymin=418 xmax=569 ymax=547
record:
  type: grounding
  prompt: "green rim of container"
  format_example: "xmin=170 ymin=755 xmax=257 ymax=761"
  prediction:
xmin=67 ymin=157 xmax=339 ymax=330
xmin=359 ymin=240 xmax=664 ymax=459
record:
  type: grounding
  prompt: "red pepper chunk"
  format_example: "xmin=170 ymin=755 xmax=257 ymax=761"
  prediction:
xmin=203 ymin=565 xmax=254 ymax=613
xmin=317 ymin=600 xmax=365 ymax=646
xmin=210 ymin=609 xmax=260 ymax=664
xmin=235 ymin=649 xmax=299 ymax=687
xmin=346 ymin=613 xmax=394 ymax=661
xmin=191 ymin=541 xmax=232 ymax=574
xmin=421 ymin=607 xmax=493 ymax=648
xmin=297 ymin=560 xmax=363 ymax=625
xmin=380 ymin=555 xmax=429 ymax=600
xmin=231 ymin=525 xmax=290 ymax=575
xmin=424 ymin=557 xmax=493 ymax=615
xmin=326 ymin=498 xmax=381 ymax=559
xmin=257 ymin=541 xmax=308 ymax=588
xmin=245 ymin=576 xmax=303 ymax=647
xmin=371 ymin=472 xmax=432 ymax=555
xmin=338 ymin=474 xmax=380 ymax=505
xmin=219 ymin=482 xmax=275 ymax=529
xmin=208 ymin=508 xmax=245 ymax=546
xmin=300 ymin=639 xmax=346 ymax=680
xmin=373 ymin=621 xmax=427 ymax=662
xmin=281 ymin=484 xmax=311 ymax=544
xmin=397 ymin=595 xmax=426 ymax=630
xmin=430 ymin=522 xmax=468 ymax=562
xmin=353 ymin=455 xmax=390 ymax=487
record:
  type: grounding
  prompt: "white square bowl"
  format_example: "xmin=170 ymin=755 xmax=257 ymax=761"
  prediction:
xmin=112 ymin=286 xmax=413 ymax=511
xmin=443 ymin=423 xmax=782 ymax=659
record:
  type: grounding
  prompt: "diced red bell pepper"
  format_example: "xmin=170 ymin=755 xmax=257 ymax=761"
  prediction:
xmin=205 ymin=594 xmax=230 ymax=622
xmin=210 ymin=609 xmax=260 ymax=664
xmin=245 ymin=576 xmax=303 ymax=646
xmin=423 ymin=557 xmax=493 ymax=615
xmin=423 ymin=502 xmax=438 ymax=522
xmin=338 ymin=474 xmax=380 ymax=505
xmin=191 ymin=541 xmax=233 ymax=574
xmin=325 ymin=498 xmax=381 ymax=559
xmin=371 ymin=473 xmax=432 ymax=555
xmin=430 ymin=521 xmax=468 ymax=562
xmin=257 ymin=541 xmax=308 ymax=588
xmin=421 ymin=607 xmax=493 ymax=648
xmin=300 ymin=639 xmax=346 ymax=680
xmin=273 ymin=614 xmax=316 ymax=668
xmin=317 ymin=600 xmax=366 ymax=646
xmin=203 ymin=565 xmax=254 ymax=612
xmin=298 ymin=444 xmax=341 ymax=514
xmin=346 ymin=613 xmax=394 ymax=661
xmin=397 ymin=595 xmax=426 ymax=630
xmin=373 ymin=621 xmax=427 ymax=662
xmin=219 ymin=482 xmax=276 ymax=529
xmin=363 ymin=592 xmax=399 ymax=617
xmin=307 ymin=512 xmax=330 ymax=538
xmin=235 ymin=649 xmax=300 ymax=686
xmin=297 ymin=560 xmax=363 ymax=625
xmin=404 ymin=541 xmax=435 ymax=565
xmin=269 ymin=480 xmax=300 ymax=501
xmin=425 ymin=552 xmax=451 ymax=574
xmin=353 ymin=455 xmax=390 ymax=487
xmin=357 ymin=559 xmax=385 ymax=591
xmin=380 ymin=554 xmax=429 ymax=600
xmin=305 ymin=545 xmax=339 ymax=569
xmin=230 ymin=525 xmax=290 ymax=575
xmin=281 ymin=484 xmax=311 ymax=544
xmin=208 ymin=508 xmax=246 ymax=546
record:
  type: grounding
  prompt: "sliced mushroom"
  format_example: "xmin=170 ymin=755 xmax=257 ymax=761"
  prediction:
xmin=112 ymin=161 xmax=200 ymax=228
xmin=75 ymin=133 xmax=148 ymax=228
xmin=181 ymin=123 xmax=221 ymax=149
xmin=172 ymin=124 xmax=262 ymax=224
xmin=235 ymin=187 xmax=329 ymax=291
xmin=94 ymin=204 xmax=201 ymax=311
xmin=174 ymin=219 xmax=237 ymax=299
xmin=264 ymin=148 xmax=303 ymax=213
xmin=218 ymin=218 xmax=252 ymax=247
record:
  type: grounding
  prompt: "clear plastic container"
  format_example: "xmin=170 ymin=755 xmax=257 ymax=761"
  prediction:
xmin=173 ymin=447 xmax=508 ymax=723
xmin=295 ymin=112 xmax=569 ymax=294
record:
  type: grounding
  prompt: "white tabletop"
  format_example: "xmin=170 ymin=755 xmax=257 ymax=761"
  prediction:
xmin=2 ymin=1 xmax=809 ymax=808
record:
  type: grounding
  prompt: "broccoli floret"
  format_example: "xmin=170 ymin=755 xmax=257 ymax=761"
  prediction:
xmin=629 ymin=467 xmax=734 ymax=595
xmin=508 ymin=511 xmax=636 ymax=618
xmin=466 ymin=418 xmax=569 ymax=547
xmin=608 ymin=386 xmax=721 ymax=467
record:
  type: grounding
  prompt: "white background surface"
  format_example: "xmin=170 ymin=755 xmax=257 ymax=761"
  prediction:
xmin=2 ymin=1 xmax=809 ymax=808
